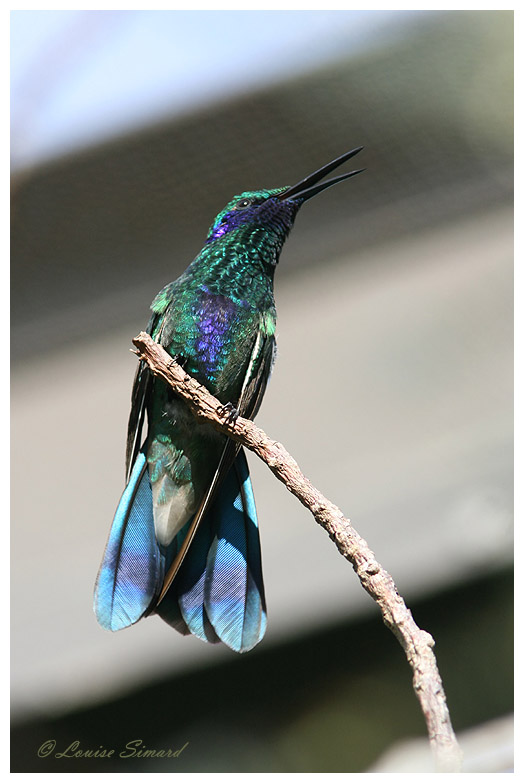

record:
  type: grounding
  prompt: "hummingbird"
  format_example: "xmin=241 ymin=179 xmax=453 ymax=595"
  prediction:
xmin=94 ymin=147 xmax=364 ymax=652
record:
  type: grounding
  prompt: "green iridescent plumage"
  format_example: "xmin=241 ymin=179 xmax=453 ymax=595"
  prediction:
xmin=94 ymin=147 xmax=364 ymax=651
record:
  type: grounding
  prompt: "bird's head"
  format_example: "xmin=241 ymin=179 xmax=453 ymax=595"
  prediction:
xmin=205 ymin=146 xmax=365 ymax=251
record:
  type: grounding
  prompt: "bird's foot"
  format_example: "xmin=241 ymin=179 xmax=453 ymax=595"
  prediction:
xmin=217 ymin=401 xmax=239 ymax=426
xmin=168 ymin=353 xmax=188 ymax=371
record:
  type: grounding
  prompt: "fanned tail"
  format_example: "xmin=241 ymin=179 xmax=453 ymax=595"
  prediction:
xmin=94 ymin=450 xmax=164 ymax=631
xmin=156 ymin=449 xmax=267 ymax=652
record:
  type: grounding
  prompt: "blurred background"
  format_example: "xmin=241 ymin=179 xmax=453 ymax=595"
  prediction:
xmin=11 ymin=9 xmax=513 ymax=773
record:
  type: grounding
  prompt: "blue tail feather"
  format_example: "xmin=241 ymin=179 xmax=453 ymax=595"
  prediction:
xmin=204 ymin=452 xmax=267 ymax=651
xmin=157 ymin=519 xmax=221 ymax=644
xmin=157 ymin=449 xmax=267 ymax=652
xmin=94 ymin=450 xmax=163 ymax=631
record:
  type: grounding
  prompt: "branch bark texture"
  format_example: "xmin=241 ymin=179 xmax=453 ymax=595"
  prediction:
xmin=132 ymin=331 xmax=462 ymax=772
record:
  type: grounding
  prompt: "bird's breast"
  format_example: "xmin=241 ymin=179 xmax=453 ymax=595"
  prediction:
xmin=185 ymin=287 xmax=265 ymax=401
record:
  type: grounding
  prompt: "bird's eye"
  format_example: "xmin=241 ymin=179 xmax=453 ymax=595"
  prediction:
xmin=236 ymin=198 xmax=252 ymax=209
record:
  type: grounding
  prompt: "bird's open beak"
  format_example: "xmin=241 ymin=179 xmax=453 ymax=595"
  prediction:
xmin=278 ymin=146 xmax=365 ymax=202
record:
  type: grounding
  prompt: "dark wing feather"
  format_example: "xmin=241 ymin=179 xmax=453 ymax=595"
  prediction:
xmin=125 ymin=362 xmax=151 ymax=481
xmin=237 ymin=330 xmax=276 ymax=421
xmin=125 ymin=310 xmax=164 ymax=480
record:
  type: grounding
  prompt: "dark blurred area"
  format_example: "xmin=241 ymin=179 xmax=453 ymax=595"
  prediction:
xmin=11 ymin=10 xmax=513 ymax=773
xmin=11 ymin=571 xmax=513 ymax=772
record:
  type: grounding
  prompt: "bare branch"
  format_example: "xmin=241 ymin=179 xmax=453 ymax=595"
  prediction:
xmin=132 ymin=331 xmax=463 ymax=772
